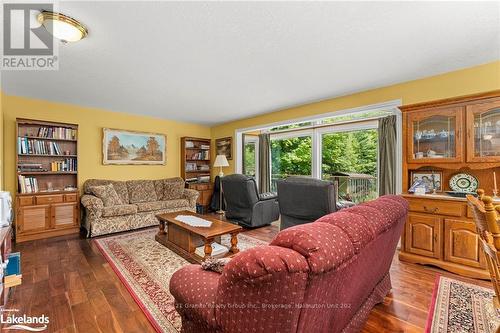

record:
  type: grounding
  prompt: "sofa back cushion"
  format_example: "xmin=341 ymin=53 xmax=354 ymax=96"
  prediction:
xmin=163 ymin=177 xmax=185 ymax=200
xmin=126 ymin=180 xmax=157 ymax=203
xmin=83 ymin=179 xmax=129 ymax=204
xmin=89 ymin=184 xmax=123 ymax=207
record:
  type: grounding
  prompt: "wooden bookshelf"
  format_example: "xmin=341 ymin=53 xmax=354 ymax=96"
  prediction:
xmin=15 ymin=118 xmax=80 ymax=242
xmin=181 ymin=137 xmax=214 ymax=212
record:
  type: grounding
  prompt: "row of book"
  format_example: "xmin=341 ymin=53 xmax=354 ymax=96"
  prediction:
xmin=36 ymin=126 xmax=77 ymax=140
xmin=188 ymin=150 xmax=210 ymax=160
xmin=185 ymin=141 xmax=210 ymax=150
xmin=18 ymin=175 xmax=39 ymax=193
xmin=18 ymin=137 xmax=65 ymax=155
xmin=18 ymin=163 xmax=46 ymax=172
xmin=51 ymin=159 xmax=77 ymax=172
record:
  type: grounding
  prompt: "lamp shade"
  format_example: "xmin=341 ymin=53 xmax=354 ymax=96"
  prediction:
xmin=213 ymin=155 xmax=229 ymax=167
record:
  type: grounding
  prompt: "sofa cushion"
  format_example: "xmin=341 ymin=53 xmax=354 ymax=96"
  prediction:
xmin=315 ymin=210 xmax=375 ymax=254
xmin=127 ymin=180 xmax=157 ymax=203
xmin=154 ymin=179 xmax=165 ymax=201
xmin=84 ymin=179 xmax=129 ymax=204
xmin=163 ymin=177 xmax=185 ymax=200
xmin=102 ymin=204 xmax=137 ymax=217
xmin=135 ymin=199 xmax=189 ymax=212
xmin=271 ymin=222 xmax=355 ymax=274
xmin=89 ymin=184 xmax=123 ymax=207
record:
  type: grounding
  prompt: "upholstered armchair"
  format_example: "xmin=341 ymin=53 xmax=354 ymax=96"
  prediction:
xmin=277 ymin=176 xmax=337 ymax=230
xmin=221 ymin=174 xmax=279 ymax=228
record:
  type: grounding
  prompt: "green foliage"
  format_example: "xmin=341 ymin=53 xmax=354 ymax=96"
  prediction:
xmin=270 ymin=129 xmax=378 ymax=178
xmin=243 ymin=143 xmax=256 ymax=177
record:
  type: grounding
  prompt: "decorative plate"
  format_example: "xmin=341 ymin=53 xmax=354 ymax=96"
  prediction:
xmin=449 ymin=173 xmax=479 ymax=193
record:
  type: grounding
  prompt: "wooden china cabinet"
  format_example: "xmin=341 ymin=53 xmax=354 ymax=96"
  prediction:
xmin=400 ymin=91 xmax=500 ymax=280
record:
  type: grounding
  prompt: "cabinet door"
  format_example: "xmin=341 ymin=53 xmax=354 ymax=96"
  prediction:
xmin=17 ymin=205 xmax=50 ymax=233
xmin=405 ymin=213 xmax=442 ymax=258
xmin=444 ymin=219 xmax=486 ymax=269
xmin=51 ymin=203 xmax=78 ymax=229
xmin=466 ymin=99 xmax=500 ymax=162
xmin=407 ymin=107 xmax=463 ymax=163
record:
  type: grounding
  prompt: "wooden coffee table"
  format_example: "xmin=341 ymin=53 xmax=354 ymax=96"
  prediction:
xmin=155 ymin=210 xmax=243 ymax=264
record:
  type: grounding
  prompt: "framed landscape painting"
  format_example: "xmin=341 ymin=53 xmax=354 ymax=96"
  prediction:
xmin=216 ymin=137 xmax=232 ymax=160
xmin=103 ymin=128 xmax=166 ymax=165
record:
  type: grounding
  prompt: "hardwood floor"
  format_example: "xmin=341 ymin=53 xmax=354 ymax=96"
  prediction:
xmin=6 ymin=222 xmax=491 ymax=333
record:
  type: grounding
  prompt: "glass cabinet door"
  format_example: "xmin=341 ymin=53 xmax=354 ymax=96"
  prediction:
xmin=466 ymin=100 xmax=500 ymax=162
xmin=407 ymin=107 xmax=463 ymax=163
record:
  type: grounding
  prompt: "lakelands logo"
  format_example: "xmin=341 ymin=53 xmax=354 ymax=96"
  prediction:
xmin=2 ymin=2 xmax=58 ymax=70
xmin=1 ymin=309 xmax=49 ymax=331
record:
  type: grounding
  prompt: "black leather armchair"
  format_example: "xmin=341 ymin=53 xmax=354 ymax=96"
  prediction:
xmin=277 ymin=176 xmax=337 ymax=230
xmin=221 ymin=174 xmax=279 ymax=228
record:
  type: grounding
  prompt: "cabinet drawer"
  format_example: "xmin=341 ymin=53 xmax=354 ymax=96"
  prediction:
xmin=409 ymin=199 xmax=464 ymax=217
xmin=35 ymin=195 xmax=63 ymax=205
xmin=64 ymin=194 xmax=78 ymax=202
xmin=18 ymin=196 xmax=33 ymax=206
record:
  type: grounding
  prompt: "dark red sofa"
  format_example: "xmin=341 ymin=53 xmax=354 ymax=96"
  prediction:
xmin=169 ymin=195 xmax=408 ymax=333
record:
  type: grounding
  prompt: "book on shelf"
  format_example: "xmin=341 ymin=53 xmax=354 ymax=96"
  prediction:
xmin=18 ymin=137 xmax=64 ymax=155
xmin=50 ymin=158 xmax=77 ymax=172
xmin=18 ymin=163 xmax=46 ymax=172
xmin=189 ymin=150 xmax=210 ymax=160
xmin=36 ymin=126 xmax=77 ymax=140
xmin=18 ymin=175 xmax=39 ymax=193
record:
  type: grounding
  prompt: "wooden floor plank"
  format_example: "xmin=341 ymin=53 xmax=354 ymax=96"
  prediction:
xmin=8 ymin=221 xmax=489 ymax=332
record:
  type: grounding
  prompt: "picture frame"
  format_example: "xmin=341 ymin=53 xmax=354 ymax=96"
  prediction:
xmin=103 ymin=128 xmax=166 ymax=165
xmin=215 ymin=137 xmax=232 ymax=160
xmin=410 ymin=171 xmax=443 ymax=193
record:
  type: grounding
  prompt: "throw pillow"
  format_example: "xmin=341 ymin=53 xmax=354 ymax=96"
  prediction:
xmin=127 ymin=180 xmax=157 ymax=203
xmin=201 ymin=257 xmax=231 ymax=274
xmin=90 ymin=184 xmax=123 ymax=207
xmin=163 ymin=178 xmax=185 ymax=200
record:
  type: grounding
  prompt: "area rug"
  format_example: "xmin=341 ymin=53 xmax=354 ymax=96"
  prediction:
xmin=94 ymin=227 xmax=268 ymax=333
xmin=426 ymin=275 xmax=500 ymax=333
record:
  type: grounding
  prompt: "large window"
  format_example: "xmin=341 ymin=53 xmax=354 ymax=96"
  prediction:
xmin=270 ymin=132 xmax=312 ymax=191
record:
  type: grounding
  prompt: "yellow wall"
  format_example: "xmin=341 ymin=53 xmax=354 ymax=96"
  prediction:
xmin=2 ymin=95 xmax=211 ymax=195
xmin=211 ymin=61 xmax=500 ymax=174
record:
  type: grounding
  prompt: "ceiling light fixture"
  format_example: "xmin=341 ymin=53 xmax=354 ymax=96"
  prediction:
xmin=37 ymin=11 xmax=88 ymax=43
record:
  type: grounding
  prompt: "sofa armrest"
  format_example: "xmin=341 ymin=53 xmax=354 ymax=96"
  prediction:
xmin=169 ymin=264 xmax=221 ymax=328
xmin=81 ymin=194 xmax=104 ymax=218
xmin=259 ymin=192 xmax=277 ymax=201
xmin=183 ymin=188 xmax=199 ymax=207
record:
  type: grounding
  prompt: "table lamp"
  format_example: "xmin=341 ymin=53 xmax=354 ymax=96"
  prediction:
xmin=213 ymin=155 xmax=229 ymax=177
xmin=213 ymin=155 xmax=229 ymax=214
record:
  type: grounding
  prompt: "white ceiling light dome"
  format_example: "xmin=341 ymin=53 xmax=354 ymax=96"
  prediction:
xmin=38 ymin=11 xmax=88 ymax=43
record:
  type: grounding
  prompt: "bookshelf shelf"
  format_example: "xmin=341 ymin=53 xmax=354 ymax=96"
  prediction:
xmin=15 ymin=118 xmax=80 ymax=242
xmin=19 ymin=136 xmax=77 ymax=142
xmin=18 ymin=154 xmax=78 ymax=157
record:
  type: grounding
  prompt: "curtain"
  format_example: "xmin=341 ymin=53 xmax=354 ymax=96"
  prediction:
xmin=241 ymin=133 xmax=247 ymax=175
xmin=379 ymin=115 xmax=397 ymax=195
xmin=258 ymin=133 xmax=271 ymax=193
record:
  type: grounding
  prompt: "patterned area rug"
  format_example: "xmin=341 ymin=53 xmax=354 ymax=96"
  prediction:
xmin=94 ymin=227 xmax=268 ymax=332
xmin=426 ymin=275 xmax=500 ymax=333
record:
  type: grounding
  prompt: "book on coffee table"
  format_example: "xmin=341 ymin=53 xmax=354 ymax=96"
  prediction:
xmin=195 ymin=242 xmax=229 ymax=258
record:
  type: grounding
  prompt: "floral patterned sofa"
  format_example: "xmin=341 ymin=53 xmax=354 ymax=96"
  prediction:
xmin=81 ymin=178 xmax=198 ymax=237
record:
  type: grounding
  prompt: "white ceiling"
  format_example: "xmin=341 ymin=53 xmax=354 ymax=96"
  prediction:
xmin=2 ymin=1 xmax=499 ymax=126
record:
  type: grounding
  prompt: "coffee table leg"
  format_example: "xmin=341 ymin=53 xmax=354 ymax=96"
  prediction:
xmin=204 ymin=239 xmax=213 ymax=259
xmin=158 ymin=220 xmax=166 ymax=236
xmin=230 ymin=233 xmax=239 ymax=254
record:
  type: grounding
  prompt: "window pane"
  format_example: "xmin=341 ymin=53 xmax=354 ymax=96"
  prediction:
xmin=243 ymin=142 xmax=257 ymax=177
xmin=271 ymin=136 xmax=312 ymax=191
xmin=321 ymin=129 xmax=378 ymax=203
